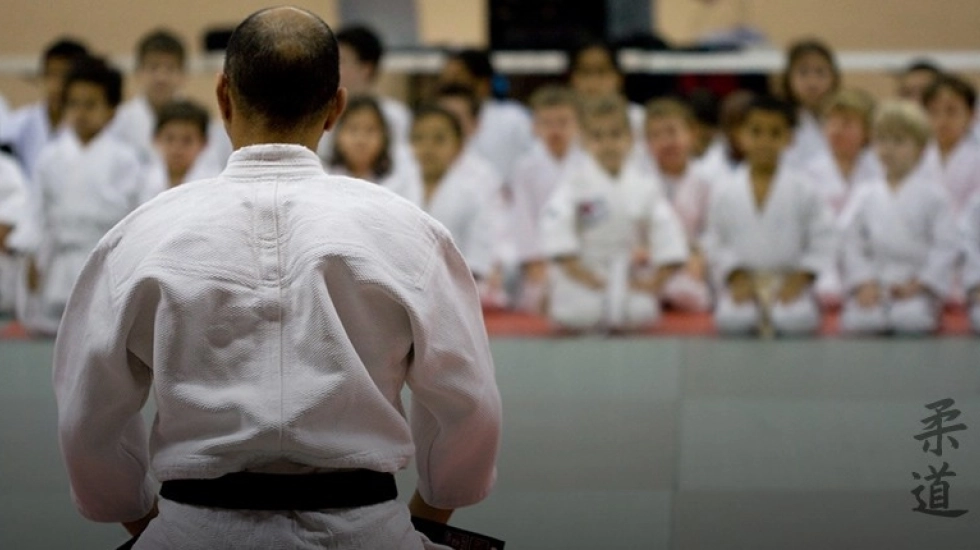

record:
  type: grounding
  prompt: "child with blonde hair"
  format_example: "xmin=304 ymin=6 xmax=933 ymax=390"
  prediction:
xmin=841 ymin=101 xmax=959 ymax=334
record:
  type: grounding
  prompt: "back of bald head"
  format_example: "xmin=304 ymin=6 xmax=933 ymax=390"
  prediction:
xmin=224 ymin=7 xmax=339 ymax=130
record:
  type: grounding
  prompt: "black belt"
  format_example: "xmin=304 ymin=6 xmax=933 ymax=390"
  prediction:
xmin=159 ymin=470 xmax=398 ymax=511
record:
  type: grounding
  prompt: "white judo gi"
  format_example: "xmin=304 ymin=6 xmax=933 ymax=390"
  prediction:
xmin=139 ymin=153 xmax=225 ymax=204
xmin=961 ymin=192 xmax=980 ymax=332
xmin=423 ymin=152 xmax=499 ymax=279
xmin=920 ymin=135 xmax=980 ymax=214
xmin=655 ymin=163 xmax=714 ymax=312
xmin=803 ymin=147 xmax=882 ymax=307
xmin=540 ymin=156 xmax=689 ymax=331
xmin=106 ymin=95 xmax=159 ymax=166
xmin=7 ymin=130 xmax=143 ymax=334
xmin=510 ymin=142 xmax=587 ymax=265
xmin=0 ymin=153 xmax=27 ymax=315
xmin=702 ymin=165 xmax=837 ymax=335
xmin=0 ymin=102 xmax=64 ymax=177
xmin=840 ymin=169 xmax=960 ymax=334
xmin=52 ymin=144 xmax=502 ymax=549
xmin=784 ymin=110 xmax=828 ymax=170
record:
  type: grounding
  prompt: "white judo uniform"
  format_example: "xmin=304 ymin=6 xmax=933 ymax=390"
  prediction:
xmin=0 ymin=153 xmax=28 ymax=314
xmin=380 ymin=96 xmax=413 ymax=146
xmin=655 ymin=163 xmax=714 ymax=312
xmin=784 ymin=110 xmax=828 ymax=170
xmin=106 ymin=95 xmax=159 ymax=166
xmin=702 ymin=165 xmax=837 ymax=335
xmin=423 ymin=152 xmax=499 ymax=279
xmin=327 ymin=147 xmax=424 ymax=208
xmin=540 ymin=156 xmax=689 ymax=330
xmin=840 ymin=169 xmax=960 ymax=334
xmin=920 ymin=135 xmax=980 ymax=214
xmin=469 ymin=99 xmax=534 ymax=180
xmin=52 ymin=144 xmax=501 ymax=550
xmin=510 ymin=142 xmax=587 ymax=264
xmin=0 ymin=102 xmax=64 ymax=177
xmin=961 ymin=192 xmax=980 ymax=332
xmin=803 ymin=147 xmax=882 ymax=306
xmin=7 ymin=130 xmax=143 ymax=334
xmin=140 ymin=153 xmax=225 ymax=203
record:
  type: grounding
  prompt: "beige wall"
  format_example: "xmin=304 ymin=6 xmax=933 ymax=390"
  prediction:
xmin=1 ymin=0 xmax=977 ymax=110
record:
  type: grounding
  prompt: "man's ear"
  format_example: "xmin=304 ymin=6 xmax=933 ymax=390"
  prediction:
xmin=216 ymin=72 xmax=232 ymax=124
xmin=323 ymin=87 xmax=349 ymax=133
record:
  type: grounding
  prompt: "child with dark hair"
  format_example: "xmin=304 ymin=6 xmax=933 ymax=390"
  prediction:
xmin=335 ymin=25 xmax=412 ymax=145
xmin=1 ymin=37 xmax=88 ymax=176
xmin=921 ymin=74 xmax=980 ymax=211
xmin=781 ymin=39 xmax=840 ymax=168
xmin=329 ymin=95 xmax=421 ymax=205
xmin=438 ymin=48 xmax=533 ymax=180
xmin=108 ymin=29 xmax=188 ymax=165
xmin=897 ymin=60 xmax=943 ymax=104
xmin=410 ymin=105 xmax=496 ymax=292
xmin=141 ymin=99 xmax=216 ymax=201
xmin=703 ymin=96 xmax=836 ymax=336
xmin=566 ymin=40 xmax=645 ymax=142
xmin=7 ymin=56 xmax=144 ymax=334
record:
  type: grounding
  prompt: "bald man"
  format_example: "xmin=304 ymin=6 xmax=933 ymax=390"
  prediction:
xmin=52 ymin=7 xmax=501 ymax=549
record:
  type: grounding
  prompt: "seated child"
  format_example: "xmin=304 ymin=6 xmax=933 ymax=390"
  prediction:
xmin=840 ymin=101 xmax=959 ymax=335
xmin=804 ymin=88 xmax=880 ymax=307
xmin=410 ymin=105 xmax=498 ymax=305
xmin=143 ymin=99 xmax=214 ymax=202
xmin=109 ymin=29 xmax=187 ymax=165
xmin=509 ymin=85 xmax=586 ymax=313
xmin=781 ymin=39 xmax=840 ymax=169
xmin=921 ymin=74 xmax=980 ymax=213
xmin=7 ymin=57 xmax=144 ymax=335
xmin=540 ymin=95 xmax=688 ymax=332
xmin=328 ymin=95 xmax=422 ymax=206
xmin=0 ymin=152 xmax=27 ymax=315
xmin=644 ymin=97 xmax=713 ymax=312
xmin=702 ymin=96 xmax=836 ymax=337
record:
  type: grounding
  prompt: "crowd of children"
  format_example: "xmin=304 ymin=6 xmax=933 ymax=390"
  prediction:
xmin=0 ymin=27 xmax=978 ymax=337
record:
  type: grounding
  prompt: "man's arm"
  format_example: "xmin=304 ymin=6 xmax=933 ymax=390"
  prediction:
xmin=405 ymin=228 xmax=503 ymax=517
xmin=52 ymin=243 xmax=156 ymax=525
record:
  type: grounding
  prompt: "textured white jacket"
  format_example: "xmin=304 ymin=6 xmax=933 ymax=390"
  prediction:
xmin=53 ymin=144 xmax=502 ymax=525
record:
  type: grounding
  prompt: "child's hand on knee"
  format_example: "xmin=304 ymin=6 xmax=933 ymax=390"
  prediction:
xmin=855 ymin=282 xmax=881 ymax=308
xmin=728 ymin=270 xmax=754 ymax=303
xmin=777 ymin=271 xmax=813 ymax=304
xmin=891 ymin=279 xmax=924 ymax=300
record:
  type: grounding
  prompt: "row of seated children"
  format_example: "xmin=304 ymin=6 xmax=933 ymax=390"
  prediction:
xmin=2 ymin=29 xmax=980 ymax=337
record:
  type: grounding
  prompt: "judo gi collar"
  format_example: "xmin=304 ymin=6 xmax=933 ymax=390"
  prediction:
xmin=223 ymin=144 xmax=325 ymax=180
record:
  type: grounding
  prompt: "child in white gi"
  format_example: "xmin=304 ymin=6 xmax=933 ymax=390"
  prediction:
xmin=327 ymin=95 xmax=422 ymax=206
xmin=922 ymin=75 xmax=980 ymax=212
xmin=962 ymin=192 xmax=980 ymax=333
xmin=510 ymin=85 xmax=586 ymax=313
xmin=644 ymin=98 xmax=713 ymax=312
xmin=108 ymin=30 xmax=188 ymax=166
xmin=840 ymin=101 xmax=960 ymax=335
xmin=804 ymin=89 xmax=881 ymax=307
xmin=540 ymin=95 xmax=688 ymax=332
xmin=781 ymin=39 xmax=839 ymax=169
xmin=336 ymin=25 xmax=412 ymax=145
xmin=410 ymin=105 xmax=500 ymax=305
xmin=703 ymin=96 xmax=836 ymax=337
xmin=9 ymin=57 xmax=144 ymax=335
xmin=0 ymin=153 xmax=27 ymax=315
xmin=1 ymin=38 xmax=87 ymax=176
xmin=142 ymin=100 xmax=215 ymax=202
